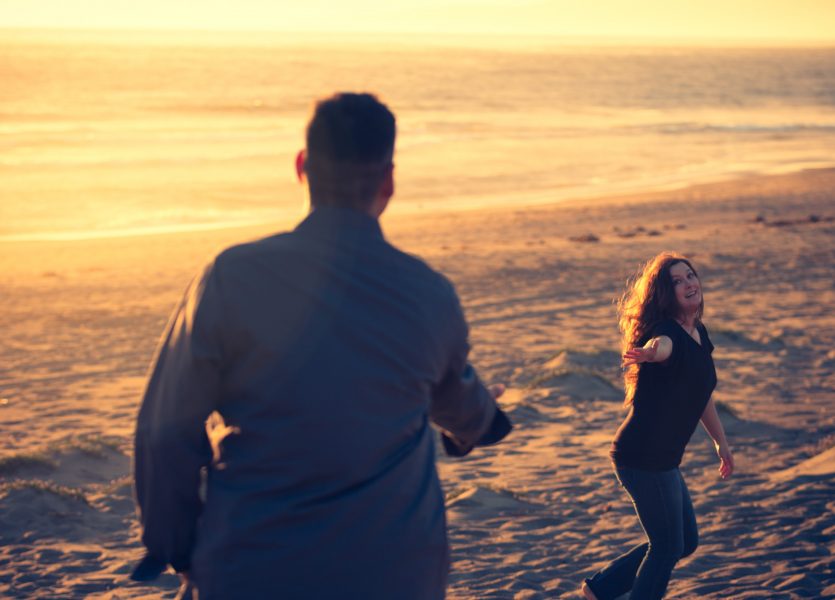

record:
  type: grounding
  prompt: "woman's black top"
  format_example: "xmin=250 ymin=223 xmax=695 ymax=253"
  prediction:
xmin=610 ymin=318 xmax=717 ymax=471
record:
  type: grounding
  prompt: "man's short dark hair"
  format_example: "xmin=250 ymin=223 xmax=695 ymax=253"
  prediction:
xmin=304 ymin=93 xmax=396 ymax=210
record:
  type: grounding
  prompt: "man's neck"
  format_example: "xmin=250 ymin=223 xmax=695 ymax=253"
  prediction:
xmin=309 ymin=199 xmax=384 ymax=220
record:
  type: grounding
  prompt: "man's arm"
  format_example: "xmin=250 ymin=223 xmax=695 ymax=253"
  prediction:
xmin=133 ymin=263 xmax=224 ymax=574
xmin=429 ymin=296 xmax=511 ymax=457
xmin=438 ymin=388 xmax=512 ymax=457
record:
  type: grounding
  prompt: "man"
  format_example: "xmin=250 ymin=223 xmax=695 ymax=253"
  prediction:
xmin=134 ymin=92 xmax=511 ymax=599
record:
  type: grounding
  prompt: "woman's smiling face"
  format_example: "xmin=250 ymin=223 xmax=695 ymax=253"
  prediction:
xmin=669 ymin=261 xmax=701 ymax=316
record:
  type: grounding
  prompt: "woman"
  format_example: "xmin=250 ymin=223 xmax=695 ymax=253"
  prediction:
xmin=582 ymin=252 xmax=734 ymax=600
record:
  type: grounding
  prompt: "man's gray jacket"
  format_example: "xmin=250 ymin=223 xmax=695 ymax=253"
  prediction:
xmin=134 ymin=206 xmax=510 ymax=599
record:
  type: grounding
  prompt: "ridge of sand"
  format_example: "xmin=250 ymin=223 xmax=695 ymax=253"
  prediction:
xmin=771 ymin=446 xmax=835 ymax=481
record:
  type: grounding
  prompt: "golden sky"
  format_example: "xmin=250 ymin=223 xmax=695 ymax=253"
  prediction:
xmin=2 ymin=0 xmax=834 ymax=42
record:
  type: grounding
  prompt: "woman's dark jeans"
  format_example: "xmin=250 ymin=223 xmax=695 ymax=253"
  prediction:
xmin=585 ymin=465 xmax=698 ymax=600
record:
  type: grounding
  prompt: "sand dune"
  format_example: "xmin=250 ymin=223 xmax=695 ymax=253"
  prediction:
xmin=1 ymin=169 xmax=834 ymax=598
xmin=772 ymin=446 xmax=835 ymax=481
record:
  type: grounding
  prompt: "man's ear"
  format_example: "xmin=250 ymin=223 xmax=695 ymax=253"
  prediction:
xmin=295 ymin=150 xmax=306 ymax=182
xmin=370 ymin=164 xmax=394 ymax=218
xmin=379 ymin=164 xmax=394 ymax=201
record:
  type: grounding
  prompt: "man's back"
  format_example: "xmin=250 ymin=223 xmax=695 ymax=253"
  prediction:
xmin=137 ymin=207 xmax=490 ymax=598
xmin=134 ymin=93 xmax=509 ymax=600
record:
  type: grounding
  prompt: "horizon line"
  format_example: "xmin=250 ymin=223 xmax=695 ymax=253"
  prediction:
xmin=2 ymin=26 xmax=834 ymax=48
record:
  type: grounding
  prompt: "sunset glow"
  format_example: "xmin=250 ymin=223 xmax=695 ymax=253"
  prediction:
xmin=2 ymin=0 xmax=835 ymax=43
xmin=2 ymin=0 xmax=835 ymax=595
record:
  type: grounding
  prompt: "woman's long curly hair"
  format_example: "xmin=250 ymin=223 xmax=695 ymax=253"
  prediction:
xmin=617 ymin=252 xmax=704 ymax=407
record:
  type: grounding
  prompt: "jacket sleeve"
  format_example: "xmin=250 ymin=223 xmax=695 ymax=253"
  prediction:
xmin=429 ymin=292 xmax=511 ymax=457
xmin=133 ymin=261 xmax=225 ymax=573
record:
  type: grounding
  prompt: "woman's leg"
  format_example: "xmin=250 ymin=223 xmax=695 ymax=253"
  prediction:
xmin=584 ymin=540 xmax=648 ymax=599
xmin=678 ymin=471 xmax=698 ymax=559
xmin=582 ymin=466 xmax=656 ymax=600
xmin=623 ymin=466 xmax=688 ymax=600
xmin=584 ymin=467 xmax=698 ymax=600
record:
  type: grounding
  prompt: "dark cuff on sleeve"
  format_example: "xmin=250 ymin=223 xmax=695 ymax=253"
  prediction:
xmin=442 ymin=408 xmax=512 ymax=457
xmin=130 ymin=551 xmax=191 ymax=582
xmin=170 ymin=554 xmax=192 ymax=574
xmin=130 ymin=553 xmax=169 ymax=582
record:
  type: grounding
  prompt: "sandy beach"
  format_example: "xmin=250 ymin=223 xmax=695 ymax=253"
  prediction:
xmin=1 ymin=167 xmax=834 ymax=599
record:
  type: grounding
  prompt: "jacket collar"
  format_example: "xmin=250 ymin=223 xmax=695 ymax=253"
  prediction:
xmin=294 ymin=206 xmax=384 ymax=242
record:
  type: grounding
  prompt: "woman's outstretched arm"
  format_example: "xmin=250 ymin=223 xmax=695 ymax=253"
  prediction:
xmin=622 ymin=335 xmax=673 ymax=366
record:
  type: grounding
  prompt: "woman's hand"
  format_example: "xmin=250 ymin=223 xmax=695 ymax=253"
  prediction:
xmin=716 ymin=443 xmax=734 ymax=479
xmin=622 ymin=338 xmax=659 ymax=367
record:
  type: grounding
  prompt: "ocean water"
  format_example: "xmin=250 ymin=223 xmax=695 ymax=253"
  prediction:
xmin=2 ymin=30 xmax=834 ymax=239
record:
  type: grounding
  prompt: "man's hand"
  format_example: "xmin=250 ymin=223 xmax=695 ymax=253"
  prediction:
xmin=175 ymin=573 xmax=195 ymax=600
xmin=488 ymin=383 xmax=505 ymax=400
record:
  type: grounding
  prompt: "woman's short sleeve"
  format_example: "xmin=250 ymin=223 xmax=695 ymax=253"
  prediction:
xmin=651 ymin=319 xmax=684 ymax=369
xmin=699 ymin=323 xmax=714 ymax=354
